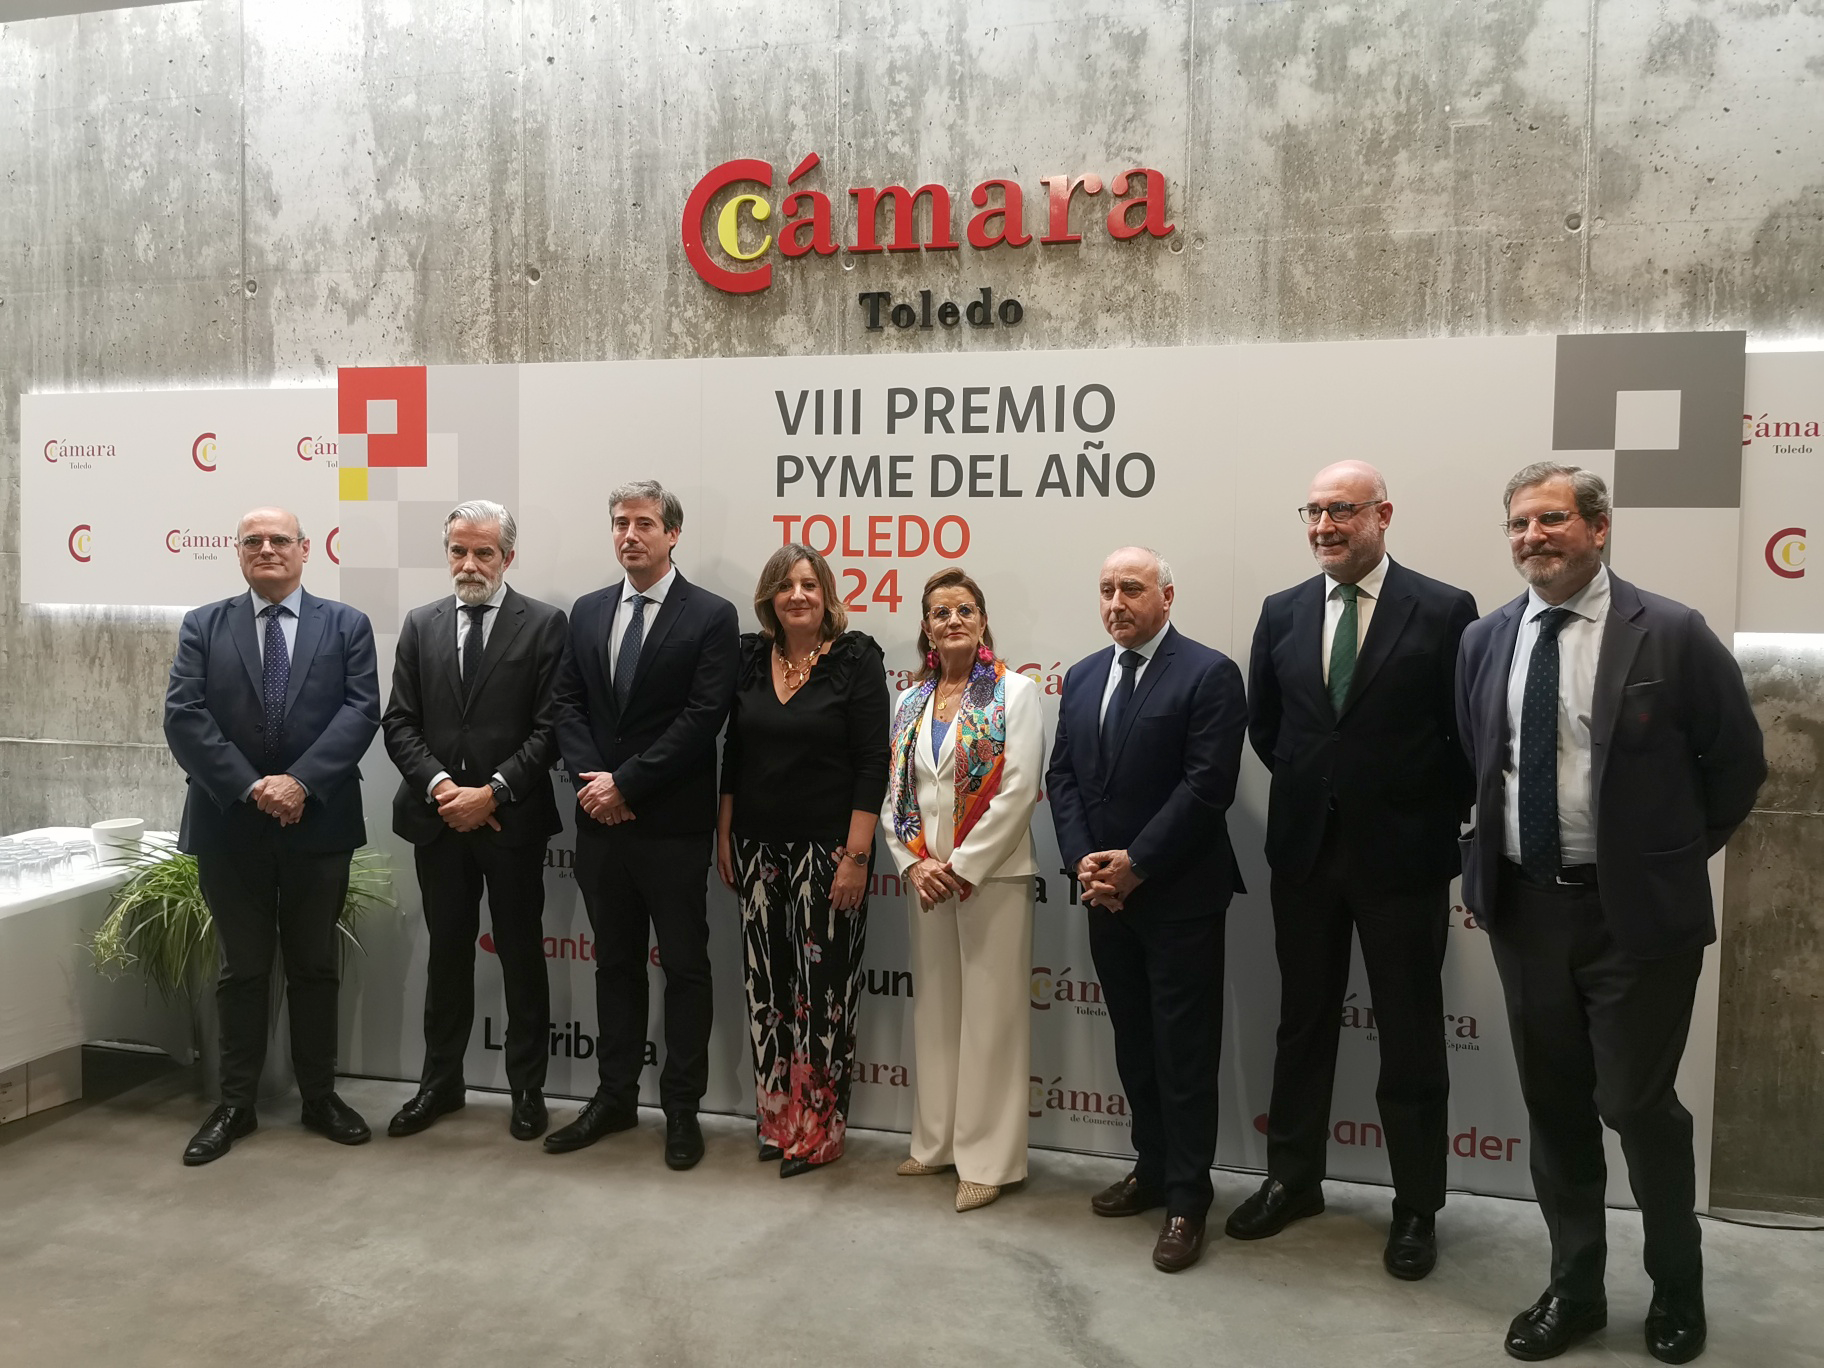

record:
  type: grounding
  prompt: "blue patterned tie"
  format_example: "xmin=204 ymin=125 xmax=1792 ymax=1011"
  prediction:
xmin=1100 ymin=649 xmax=1143 ymax=759
xmin=614 ymin=594 xmax=647 ymax=711
xmin=260 ymin=603 xmax=290 ymax=760
xmin=1518 ymin=607 xmax=1572 ymax=882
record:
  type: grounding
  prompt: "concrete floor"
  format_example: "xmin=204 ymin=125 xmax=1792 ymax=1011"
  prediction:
xmin=1 ymin=1051 xmax=1819 ymax=1368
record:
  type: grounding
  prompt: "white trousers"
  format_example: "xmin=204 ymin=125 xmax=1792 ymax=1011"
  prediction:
xmin=906 ymin=877 xmax=1034 ymax=1186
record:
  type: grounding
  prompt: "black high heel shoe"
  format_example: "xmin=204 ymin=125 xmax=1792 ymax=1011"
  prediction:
xmin=758 ymin=1144 xmax=783 ymax=1162
xmin=780 ymin=1153 xmax=837 ymax=1178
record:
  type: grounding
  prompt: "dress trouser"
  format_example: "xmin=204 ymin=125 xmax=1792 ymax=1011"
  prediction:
xmin=574 ymin=824 xmax=713 ymax=1116
xmin=413 ymin=829 xmax=550 ymax=1096
xmin=197 ymin=840 xmax=350 ymax=1107
xmin=906 ymin=877 xmax=1033 ymax=1186
xmin=1087 ymin=903 xmax=1227 ymax=1220
xmin=1487 ymin=862 xmax=1704 ymax=1301
xmin=1265 ymin=825 xmax=1451 ymax=1215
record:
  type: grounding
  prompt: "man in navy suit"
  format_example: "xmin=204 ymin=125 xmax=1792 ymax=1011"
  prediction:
xmin=1047 ymin=546 xmax=1249 ymax=1273
xmin=1232 ymin=461 xmax=1477 ymax=1280
xmin=164 ymin=506 xmax=381 ymax=1165
xmin=548 ymin=481 xmax=739 ymax=1170
xmin=1457 ymin=463 xmax=1763 ymax=1363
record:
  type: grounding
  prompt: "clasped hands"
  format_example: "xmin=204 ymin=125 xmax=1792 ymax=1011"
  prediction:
xmin=908 ymin=857 xmax=974 ymax=911
xmin=577 ymin=771 xmax=635 ymax=826
xmin=431 ymin=779 xmax=501 ymax=833
xmin=1076 ymin=849 xmax=1142 ymax=912
xmin=249 ymin=774 xmax=306 ymax=826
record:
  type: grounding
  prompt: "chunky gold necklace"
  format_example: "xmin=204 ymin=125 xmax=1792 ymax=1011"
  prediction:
xmin=778 ymin=643 xmax=822 ymax=693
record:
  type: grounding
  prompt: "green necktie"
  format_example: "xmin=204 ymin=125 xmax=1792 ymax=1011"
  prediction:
xmin=1328 ymin=582 xmax=1360 ymax=714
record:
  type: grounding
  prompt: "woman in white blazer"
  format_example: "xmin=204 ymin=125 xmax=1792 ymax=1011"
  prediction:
xmin=882 ymin=567 xmax=1044 ymax=1212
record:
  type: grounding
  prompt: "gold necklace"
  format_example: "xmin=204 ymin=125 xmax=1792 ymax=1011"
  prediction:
xmin=778 ymin=643 xmax=822 ymax=693
xmin=932 ymin=676 xmax=969 ymax=720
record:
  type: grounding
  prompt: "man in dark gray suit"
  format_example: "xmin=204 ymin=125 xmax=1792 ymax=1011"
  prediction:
xmin=382 ymin=500 xmax=569 ymax=1143
xmin=1457 ymin=463 xmax=1764 ymax=1364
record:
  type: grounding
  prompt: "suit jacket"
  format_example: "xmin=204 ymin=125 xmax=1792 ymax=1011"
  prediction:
xmin=1456 ymin=571 xmax=1765 ymax=957
xmin=881 ymin=668 xmax=1046 ymax=886
xmin=382 ymin=585 xmax=570 ymax=848
xmin=1046 ymin=624 xmax=1249 ymax=920
xmin=553 ymin=569 xmax=740 ymax=838
xmin=1248 ymin=558 xmax=1478 ymax=887
xmin=164 ymin=588 xmax=381 ymax=856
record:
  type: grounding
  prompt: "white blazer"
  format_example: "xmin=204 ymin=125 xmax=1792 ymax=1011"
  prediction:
xmin=881 ymin=668 xmax=1044 ymax=887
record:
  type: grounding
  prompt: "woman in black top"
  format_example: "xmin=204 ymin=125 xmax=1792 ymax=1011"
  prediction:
xmin=717 ymin=542 xmax=890 ymax=1176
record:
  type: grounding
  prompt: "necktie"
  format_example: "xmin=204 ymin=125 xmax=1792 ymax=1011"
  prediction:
xmin=461 ymin=604 xmax=491 ymax=693
xmin=260 ymin=603 xmax=290 ymax=760
xmin=1518 ymin=607 xmax=1573 ymax=883
xmin=1328 ymin=582 xmax=1360 ymax=715
xmin=1101 ymin=649 xmax=1143 ymax=758
xmin=615 ymin=594 xmax=648 ymax=710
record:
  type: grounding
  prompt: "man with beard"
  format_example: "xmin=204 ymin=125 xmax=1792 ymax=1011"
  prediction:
xmin=382 ymin=500 xmax=570 ymax=1142
xmin=1232 ymin=461 xmax=1477 ymax=1280
xmin=1457 ymin=463 xmax=1763 ymax=1363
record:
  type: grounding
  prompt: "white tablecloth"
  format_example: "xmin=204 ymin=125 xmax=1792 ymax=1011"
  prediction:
xmin=0 ymin=827 xmax=193 ymax=1074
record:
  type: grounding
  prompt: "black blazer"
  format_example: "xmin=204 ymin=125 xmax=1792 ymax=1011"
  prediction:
xmin=164 ymin=588 xmax=381 ymax=856
xmin=382 ymin=585 xmax=570 ymax=848
xmin=1456 ymin=572 xmax=1765 ymax=957
xmin=1248 ymin=558 xmax=1478 ymax=887
xmin=1046 ymin=624 xmax=1249 ymax=920
xmin=553 ymin=569 xmax=740 ymax=838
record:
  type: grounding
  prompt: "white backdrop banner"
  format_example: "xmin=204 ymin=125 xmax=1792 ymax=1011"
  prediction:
xmin=24 ymin=333 xmax=1781 ymax=1208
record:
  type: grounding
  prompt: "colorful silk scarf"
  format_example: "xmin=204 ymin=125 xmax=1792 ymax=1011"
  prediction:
xmin=888 ymin=657 xmax=1009 ymax=860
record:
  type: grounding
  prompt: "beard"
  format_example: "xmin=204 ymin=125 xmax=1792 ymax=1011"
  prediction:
xmin=1515 ymin=544 xmax=1601 ymax=594
xmin=453 ymin=571 xmax=498 ymax=606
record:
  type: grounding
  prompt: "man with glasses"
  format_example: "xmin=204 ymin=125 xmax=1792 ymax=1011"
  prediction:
xmin=164 ymin=507 xmax=381 ymax=1164
xmin=1457 ymin=463 xmax=1763 ymax=1363
xmin=1231 ymin=461 xmax=1477 ymax=1281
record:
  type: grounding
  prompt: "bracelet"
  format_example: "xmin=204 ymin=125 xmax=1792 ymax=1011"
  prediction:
xmin=833 ymin=846 xmax=869 ymax=866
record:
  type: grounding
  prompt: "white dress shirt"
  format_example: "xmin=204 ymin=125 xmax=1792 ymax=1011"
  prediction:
xmin=1321 ymin=554 xmax=1387 ymax=685
xmin=427 ymin=578 xmax=513 ymax=801
xmin=1503 ymin=566 xmax=1610 ymax=865
xmin=1098 ymin=621 xmax=1170 ymax=723
xmin=609 ymin=564 xmax=678 ymax=684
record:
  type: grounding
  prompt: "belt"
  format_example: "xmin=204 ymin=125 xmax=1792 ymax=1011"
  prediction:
xmin=1502 ymin=858 xmax=1598 ymax=890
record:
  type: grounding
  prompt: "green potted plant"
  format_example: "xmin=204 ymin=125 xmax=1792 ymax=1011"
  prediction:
xmin=87 ymin=837 xmax=394 ymax=1101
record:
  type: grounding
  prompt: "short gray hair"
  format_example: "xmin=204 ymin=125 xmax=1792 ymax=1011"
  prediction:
xmin=1503 ymin=462 xmax=1612 ymax=521
xmin=444 ymin=499 xmax=518 ymax=554
xmin=1148 ymin=549 xmax=1174 ymax=590
xmin=609 ymin=480 xmax=684 ymax=533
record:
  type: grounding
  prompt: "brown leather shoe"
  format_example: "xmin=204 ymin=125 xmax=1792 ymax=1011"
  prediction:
xmin=1091 ymin=1173 xmax=1166 ymax=1218
xmin=1152 ymin=1214 xmax=1207 ymax=1273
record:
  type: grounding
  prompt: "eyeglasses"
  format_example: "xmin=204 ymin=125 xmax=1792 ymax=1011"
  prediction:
xmin=1297 ymin=500 xmax=1385 ymax=525
xmin=926 ymin=604 xmax=978 ymax=624
xmin=1502 ymin=511 xmax=1581 ymax=537
xmin=239 ymin=534 xmax=299 ymax=551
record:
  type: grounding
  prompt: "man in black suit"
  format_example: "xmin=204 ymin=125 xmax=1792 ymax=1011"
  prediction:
xmin=548 ymin=480 xmax=739 ymax=1170
xmin=1458 ymin=463 xmax=1763 ymax=1364
xmin=1232 ymin=461 xmax=1477 ymax=1280
xmin=1047 ymin=547 xmax=1249 ymax=1273
xmin=381 ymin=500 xmax=569 ymax=1143
xmin=164 ymin=506 xmax=381 ymax=1164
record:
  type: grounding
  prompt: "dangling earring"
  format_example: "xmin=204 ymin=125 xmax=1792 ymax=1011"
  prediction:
xmin=976 ymin=644 xmax=994 ymax=664
xmin=925 ymin=649 xmax=939 ymax=669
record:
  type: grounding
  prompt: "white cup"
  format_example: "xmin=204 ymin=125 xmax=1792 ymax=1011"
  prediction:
xmin=91 ymin=818 xmax=146 ymax=863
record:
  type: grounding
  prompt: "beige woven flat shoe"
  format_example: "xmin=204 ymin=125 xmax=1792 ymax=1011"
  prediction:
xmin=956 ymin=1179 xmax=1001 ymax=1211
xmin=897 ymin=1156 xmax=951 ymax=1176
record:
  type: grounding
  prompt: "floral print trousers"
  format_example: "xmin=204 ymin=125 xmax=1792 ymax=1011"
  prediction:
xmin=734 ymin=837 xmax=868 ymax=1163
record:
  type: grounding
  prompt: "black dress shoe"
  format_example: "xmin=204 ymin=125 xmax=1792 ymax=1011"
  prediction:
xmin=1383 ymin=1210 xmax=1438 ymax=1280
xmin=387 ymin=1087 xmax=465 ymax=1137
xmin=300 ymin=1093 xmax=372 ymax=1146
xmin=1504 ymin=1292 xmax=1607 ymax=1361
xmin=665 ymin=1112 xmax=705 ymax=1170
xmin=182 ymin=1104 xmax=257 ymax=1166
xmin=780 ymin=1153 xmax=836 ymax=1178
xmin=1645 ymin=1286 xmax=1706 ymax=1364
xmin=1224 ymin=1178 xmax=1325 ymax=1240
xmin=1091 ymin=1173 xmax=1166 ymax=1218
xmin=509 ymin=1091 xmax=548 ymax=1142
xmin=1152 ymin=1215 xmax=1208 ymax=1273
xmin=543 ymin=1094 xmax=637 ymax=1153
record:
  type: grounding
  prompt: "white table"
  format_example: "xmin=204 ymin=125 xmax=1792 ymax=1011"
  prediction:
xmin=0 ymin=827 xmax=193 ymax=1077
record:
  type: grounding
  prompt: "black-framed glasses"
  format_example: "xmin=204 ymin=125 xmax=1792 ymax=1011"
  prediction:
xmin=1297 ymin=500 xmax=1385 ymax=525
xmin=239 ymin=534 xmax=299 ymax=551
xmin=927 ymin=604 xmax=978 ymax=624
xmin=1503 ymin=510 xmax=1581 ymax=537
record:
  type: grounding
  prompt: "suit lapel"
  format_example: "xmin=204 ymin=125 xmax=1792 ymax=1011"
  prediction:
xmin=1290 ymin=577 xmax=1330 ymax=721
xmin=1590 ymin=573 xmax=1646 ymax=802
xmin=463 ymin=587 xmax=527 ymax=713
xmin=597 ymin=579 xmax=626 ymax=720
xmin=423 ymin=598 xmax=462 ymax=713
xmin=1340 ymin=564 xmax=1416 ymax=718
xmin=1105 ymin=627 xmax=1175 ymax=771
xmin=1484 ymin=595 xmax=1527 ymax=759
xmin=627 ymin=572 xmax=688 ymax=701
xmin=1079 ymin=647 xmax=1115 ymax=782
xmin=282 ymin=591 xmax=326 ymax=718
xmin=230 ymin=593 xmax=263 ymax=698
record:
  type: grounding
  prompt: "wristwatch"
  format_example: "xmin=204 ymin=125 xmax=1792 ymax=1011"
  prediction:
xmin=488 ymin=777 xmax=511 ymax=806
xmin=835 ymin=846 xmax=869 ymax=866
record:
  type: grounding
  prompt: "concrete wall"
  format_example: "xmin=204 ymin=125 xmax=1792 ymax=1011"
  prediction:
xmin=3 ymin=1 xmax=1821 ymax=1206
